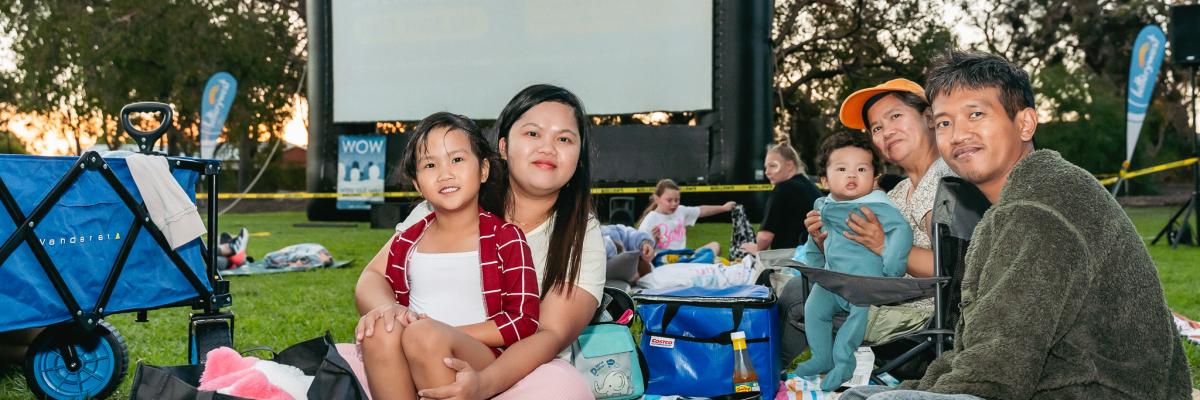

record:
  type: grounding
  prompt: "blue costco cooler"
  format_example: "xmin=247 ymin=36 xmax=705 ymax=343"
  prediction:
xmin=634 ymin=285 xmax=780 ymax=398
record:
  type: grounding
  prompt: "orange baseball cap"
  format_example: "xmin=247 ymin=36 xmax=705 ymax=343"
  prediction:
xmin=838 ymin=78 xmax=926 ymax=131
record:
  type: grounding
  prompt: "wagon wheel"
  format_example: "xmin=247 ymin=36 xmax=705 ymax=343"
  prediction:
xmin=23 ymin=320 xmax=128 ymax=399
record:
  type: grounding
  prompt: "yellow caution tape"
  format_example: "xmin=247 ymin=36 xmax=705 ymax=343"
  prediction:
xmin=198 ymin=184 xmax=776 ymax=200
xmin=591 ymin=184 xmax=775 ymax=195
xmin=197 ymin=191 xmax=420 ymax=200
xmin=193 ymin=158 xmax=1195 ymax=199
xmin=1099 ymin=157 xmax=1197 ymax=186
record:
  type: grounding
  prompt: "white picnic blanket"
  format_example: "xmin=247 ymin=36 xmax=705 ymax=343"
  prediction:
xmin=1172 ymin=311 xmax=1200 ymax=345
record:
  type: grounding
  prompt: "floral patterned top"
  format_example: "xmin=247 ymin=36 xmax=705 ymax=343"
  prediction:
xmin=886 ymin=158 xmax=957 ymax=250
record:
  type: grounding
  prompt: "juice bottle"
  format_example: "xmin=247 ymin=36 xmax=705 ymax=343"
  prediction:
xmin=732 ymin=331 xmax=760 ymax=394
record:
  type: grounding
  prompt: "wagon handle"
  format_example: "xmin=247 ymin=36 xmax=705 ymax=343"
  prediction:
xmin=120 ymin=102 xmax=173 ymax=155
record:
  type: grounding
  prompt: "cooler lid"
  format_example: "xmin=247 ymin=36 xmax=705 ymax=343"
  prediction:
xmin=633 ymin=285 xmax=775 ymax=305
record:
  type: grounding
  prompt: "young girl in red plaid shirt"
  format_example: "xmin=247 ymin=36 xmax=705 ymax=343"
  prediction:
xmin=354 ymin=112 xmax=539 ymax=400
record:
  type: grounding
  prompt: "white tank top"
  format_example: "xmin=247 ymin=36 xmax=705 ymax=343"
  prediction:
xmin=407 ymin=251 xmax=489 ymax=327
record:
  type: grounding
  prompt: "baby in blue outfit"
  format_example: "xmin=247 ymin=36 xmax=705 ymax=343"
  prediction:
xmin=792 ymin=132 xmax=913 ymax=391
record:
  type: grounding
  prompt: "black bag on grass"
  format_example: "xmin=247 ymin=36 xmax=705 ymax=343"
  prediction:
xmin=129 ymin=332 xmax=366 ymax=400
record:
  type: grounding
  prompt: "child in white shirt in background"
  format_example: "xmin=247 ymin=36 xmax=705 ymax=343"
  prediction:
xmin=636 ymin=179 xmax=735 ymax=259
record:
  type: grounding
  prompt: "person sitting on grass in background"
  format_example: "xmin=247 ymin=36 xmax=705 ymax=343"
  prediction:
xmin=739 ymin=137 xmax=823 ymax=256
xmin=354 ymin=112 xmax=540 ymax=400
xmin=636 ymin=178 xmax=735 ymax=261
xmin=215 ymin=227 xmax=250 ymax=270
xmin=792 ymin=132 xmax=913 ymax=392
xmin=601 ymin=223 xmax=655 ymax=285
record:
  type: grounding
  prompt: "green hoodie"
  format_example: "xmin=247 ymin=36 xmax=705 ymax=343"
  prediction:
xmin=903 ymin=150 xmax=1192 ymax=399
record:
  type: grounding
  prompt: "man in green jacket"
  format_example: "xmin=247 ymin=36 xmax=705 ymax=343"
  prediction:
xmin=844 ymin=50 xmax=1192 ymax=399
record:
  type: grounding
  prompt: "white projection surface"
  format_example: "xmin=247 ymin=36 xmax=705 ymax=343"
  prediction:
xmin=332 ymin=1 xmax=712 ymax=122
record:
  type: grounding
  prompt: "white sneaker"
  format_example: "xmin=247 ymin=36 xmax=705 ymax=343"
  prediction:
xmin=230 ymin=228 xmax=250 ymax=254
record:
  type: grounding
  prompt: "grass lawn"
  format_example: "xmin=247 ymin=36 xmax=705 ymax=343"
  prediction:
xmin=1 ymin=207 xmax=1197 ymax=397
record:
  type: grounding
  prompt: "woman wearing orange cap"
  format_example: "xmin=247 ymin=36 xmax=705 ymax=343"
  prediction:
xmin=779 ymin=79 xmax=955 ymax=365
xmin=803 ymin=78 xmax=955 ymax=278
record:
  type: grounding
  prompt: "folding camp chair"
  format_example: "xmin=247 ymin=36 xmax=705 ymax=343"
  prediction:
xmin=0 ymin=102 xmax=232 ymax=399
xmin=777 ymin=176 xmax=990 ymax=382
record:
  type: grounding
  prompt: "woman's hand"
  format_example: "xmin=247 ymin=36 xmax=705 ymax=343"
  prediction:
xmin=354 ymin=303 xmax=419 ymax=343
xmin=804 ymin=210 xmax=828 ymax=252
xmin=723 ymin=201 xmax=736 ymax=212
xmin=844 ymin=206 xmax=885 ymax=256
xmin=417 ymin=358 xmax=484 ymax=400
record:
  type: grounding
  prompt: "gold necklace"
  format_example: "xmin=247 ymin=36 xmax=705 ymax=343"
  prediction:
xmin=510 ymin=214 xmax=547 ymax=231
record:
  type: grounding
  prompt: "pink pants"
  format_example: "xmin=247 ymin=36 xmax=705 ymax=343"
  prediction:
xmin=336 ymin=343 xmax=594 ymax=399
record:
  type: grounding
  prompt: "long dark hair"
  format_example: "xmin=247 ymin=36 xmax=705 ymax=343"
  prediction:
xmin=486 ymin=84 xmax=594 ymax=296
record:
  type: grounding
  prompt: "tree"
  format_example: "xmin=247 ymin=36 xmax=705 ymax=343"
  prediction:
xmin=771 ymin=0 xmax=954 ymax=170
xmin=1036 ymin=63 xmax=1126 ymax=172
xmin=0 ymin=129 xmax=25 ymax=154
xmin=0 ymin=0 xmax=305 ymax=190
xmin=958 ymin=0 xmax=1192 ymax=184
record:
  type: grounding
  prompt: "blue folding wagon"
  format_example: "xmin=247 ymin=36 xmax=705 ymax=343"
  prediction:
xmin=0 ymin=103 xmax=233 ymax=399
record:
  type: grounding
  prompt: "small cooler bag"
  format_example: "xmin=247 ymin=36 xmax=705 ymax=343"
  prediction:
xmin=634 ymin=285 xmax=780 ymax=399
xmin=571 ymin=323 xmax=644 ymax=400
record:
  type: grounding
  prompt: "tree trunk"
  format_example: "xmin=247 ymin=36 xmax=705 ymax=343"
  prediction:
xmin=167 ymin=125 xmax=180 ymax=156
xmin=69 ymin=115 xmax=83 ymax=156
xmin=72 ymin=130 xmax=82 ymax=155
xmin=237 ymin=121 xmax=256 ymax=192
